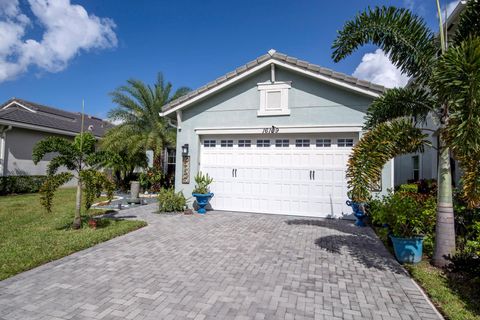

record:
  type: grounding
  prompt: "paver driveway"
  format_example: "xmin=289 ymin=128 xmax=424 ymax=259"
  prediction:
xmin=0 ymin=204 xmax=441 ymax=320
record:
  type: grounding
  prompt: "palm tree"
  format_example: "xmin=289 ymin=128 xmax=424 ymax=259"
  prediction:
xmin=33 ymin=132 xmax=112 ymax=229
xmin=101 ymin=144 xmax=148 ymax=190
xmin=331 ymin=1 xmax=480 ymax=266
xmin=103 ymin=72 xmax=190 ymax=169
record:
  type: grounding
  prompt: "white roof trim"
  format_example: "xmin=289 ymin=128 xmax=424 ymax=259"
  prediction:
xmin=160 ymin=60 xmax=272 ymax=116
xmin=272 ymin=60 xmax=381 ymax=98
xmin=195 ymin=124 xmax=363 ymax=135
xmin=2 ymin=101 xmax=37 ymax=113
xmin=0 ymin=119 xmax=102 ymax=138
xmin=160 ymin=58 xmax=380 ymax=117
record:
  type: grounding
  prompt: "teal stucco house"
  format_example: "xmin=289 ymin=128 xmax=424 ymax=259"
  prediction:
xmin=161 ymin=50 xmax=391 ymax=218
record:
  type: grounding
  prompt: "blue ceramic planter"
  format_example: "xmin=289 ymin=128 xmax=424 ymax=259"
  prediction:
xmin=192 ymin=192 xmax=214 ymax=214
xmin=346 ymin=200 xmax=367 ymax=227
xmin=390 ymin=235 xmax=424 ymax=264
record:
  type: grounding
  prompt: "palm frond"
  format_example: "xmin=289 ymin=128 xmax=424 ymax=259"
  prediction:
xmin=32 ymin=137 xmax=75 ymax=164
xmin=347 ymin=119 xmax=429 ymax=202
xmin=364 ymin=87 xmax=437 ymax=129
xmin=434 ymin=36 xmax=480 ymax=207
xmin=332 ymin=6 xmax=436 ymax=79
xmin=453 ymin=1 xmax=480 ymax=45
xmin=170 ymin=86 xmax=191 ymax=102
xmin=109 ymin=90 xmax=144 ymax=116
xmin=107 ymin=108 xmax=138 ymax=123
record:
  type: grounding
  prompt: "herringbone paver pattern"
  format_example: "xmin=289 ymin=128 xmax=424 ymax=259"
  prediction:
xmin=0 ymin=205 xmax=442 ymax=319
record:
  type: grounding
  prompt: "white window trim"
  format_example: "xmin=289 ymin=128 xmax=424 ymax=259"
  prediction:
xmin=257 ymin=81 xmax=291 ymax=116
xmin=412 ymin=154 xmax=422 ymax=180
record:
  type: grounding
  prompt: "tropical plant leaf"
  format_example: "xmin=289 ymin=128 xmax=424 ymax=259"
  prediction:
xmin=347 ymin=119 xmax=429 ymax=202
xmin=434 ymin=36 xmax=480 ymax=207
xmin=453 ymin=0 xmax=480 ymax=46
xmin=105 ymin=72 xmax=189 ymax=160
xmin=32 ymin=137 xmax=75 ymax=165
xmin=365 ymin=87 xmax=436 ymax=129
xmin=331 ymin=6 xmax=436 ymax=80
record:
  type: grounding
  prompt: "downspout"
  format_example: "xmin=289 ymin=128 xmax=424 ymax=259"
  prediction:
xmin=0 ymin=126 xmax=13 ymax=176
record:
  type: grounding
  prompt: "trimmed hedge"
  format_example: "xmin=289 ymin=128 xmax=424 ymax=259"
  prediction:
xmin=0 ymin=176 xmax=48 ymax=195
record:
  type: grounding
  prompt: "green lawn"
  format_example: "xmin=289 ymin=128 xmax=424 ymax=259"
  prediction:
xmin=0 ymin=188 xmax=146 ymax=281
xmin=405 ymin=261 xmax=480 ymax=320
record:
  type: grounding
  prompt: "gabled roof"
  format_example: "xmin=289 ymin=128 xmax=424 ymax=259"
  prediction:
xmin=161 ymin=49 xmax=385 ymax=116
xmin=0 ymin=98 xmax=113 ymax=137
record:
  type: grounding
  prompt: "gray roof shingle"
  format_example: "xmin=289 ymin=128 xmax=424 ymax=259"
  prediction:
xmin=161 ymin=49 xmax=385 ymax=113
xmin=0 ymin=98 xmax=112 ymax=137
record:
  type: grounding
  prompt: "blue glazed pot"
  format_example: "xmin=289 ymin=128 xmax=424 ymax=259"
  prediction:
xmin=390 ymin=235 xmax=424 ymax=264
xmin=192 ymin=192 xmax=214 ymax=214
xmin=346 ymin=200 xmax=367 ymax=227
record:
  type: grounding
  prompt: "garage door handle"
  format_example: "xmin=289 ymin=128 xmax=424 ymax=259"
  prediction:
xmin=312 ymin=170 xmax=315 ymax=180
xmin=234 ymin=169 xmax=237 ymax=177
xmin=309 ymin=170 xmax=312 ymax=180
xmin=232 ymin=169 xmax=234 ymax=177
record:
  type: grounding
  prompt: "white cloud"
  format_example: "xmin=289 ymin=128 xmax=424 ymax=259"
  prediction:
xmin=0 ymin=0 xmax=117 ymax=82
xmin=352 ymin=49 xmax=409 ymax=88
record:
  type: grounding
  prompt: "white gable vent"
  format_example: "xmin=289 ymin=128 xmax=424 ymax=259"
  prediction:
xmin=257 ymin=81 xmax=291 ymax=116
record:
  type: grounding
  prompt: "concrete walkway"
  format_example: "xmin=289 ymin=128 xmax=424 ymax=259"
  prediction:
xmin=0 ymin=205 xmax=441 ymax=320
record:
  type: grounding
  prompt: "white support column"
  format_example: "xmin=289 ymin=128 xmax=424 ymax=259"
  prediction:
xmin=270 ymin=63 xmax=276 ymax=83
xmin=0 ymin=132 xmax=4 ymax=176
xmin=176 ymin=110 xmax=182 ymax=131
xmin=0 ymin=126 xmax=12 ymax=177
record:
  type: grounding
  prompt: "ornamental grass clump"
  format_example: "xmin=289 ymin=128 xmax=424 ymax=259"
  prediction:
xmin=158 ymin=188 xmax=187 ymax=213
xmin=192 ymin=172 xmax=213 ymax=194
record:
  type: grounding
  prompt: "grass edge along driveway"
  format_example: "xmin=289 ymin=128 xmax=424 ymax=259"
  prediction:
xmin=0 ymin=188 xmax=146 ymax=281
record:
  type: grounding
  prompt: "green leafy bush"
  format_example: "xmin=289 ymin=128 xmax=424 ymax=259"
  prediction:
xmin=80 ymin=169 xmax=115 ymax=210
xmin=369 ymin=188 xmax=436 ymax=239
xmin=158 ymin=188 xmax=186 ymax=212
xmin=0 ymin=176 xmax=49 ymax=195
xmin=399 ymin=183 xmax=419 ymax=193
xmin=139 ymin=168 xmax=164 ymax=192
xmin=192 ymin=172 xmax=213 ymax=194
xmin=39 ymin=173 xmax=73 ymax=213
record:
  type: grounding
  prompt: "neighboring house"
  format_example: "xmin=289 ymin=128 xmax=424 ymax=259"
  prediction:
xmin=394 ymin=1 xmax=467 ymax=187
xmin=161 ymin=49 xmax=391 ymax=218
xmin=0 ymin=98 xmax=112 ymax=178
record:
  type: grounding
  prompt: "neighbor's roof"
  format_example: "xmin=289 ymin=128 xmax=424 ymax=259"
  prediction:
xmin=0 ymin=98 xmax=113 ymax=137
xmin=161 ymin=49 xmax=385 ymax=115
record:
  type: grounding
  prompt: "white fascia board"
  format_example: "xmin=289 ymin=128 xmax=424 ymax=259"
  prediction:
xmin=160 ymin=60 xmax=273 ymax=117
xmin=0 ymin=120 xmax=102 ymax=138
xmin=2 ymin=101 xmax=37 ymax=113
xmin=195 ymin=124 xmax=363 ymax=135
xmin=272 ymin=60 xmax=381 ymax=98
xmin=160 ymin=59 xmax=381 ymax=117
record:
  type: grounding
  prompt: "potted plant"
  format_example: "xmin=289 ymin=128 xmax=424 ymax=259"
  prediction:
xmin=368 ymin=187 xmax=435 ymax=264
xmin=346 ymin=199 xmax=367 ymax=227
xmin=192 ymin=172 xmax=214 ymax=214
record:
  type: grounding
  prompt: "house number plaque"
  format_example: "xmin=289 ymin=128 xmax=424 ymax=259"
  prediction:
xmin=262 ymin=126 xmax=280 ymax=134
xmin=182 ymin=156 xmax=190 ymax=184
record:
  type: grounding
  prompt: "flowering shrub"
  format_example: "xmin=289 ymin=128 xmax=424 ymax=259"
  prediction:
xmin=139 ymin=168 xmax=164 ymax=192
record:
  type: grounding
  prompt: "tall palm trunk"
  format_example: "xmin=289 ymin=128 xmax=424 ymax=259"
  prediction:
xmin=73 ymin=178 xmax=82 ymax=229
xmin=433 ymin=141 xmax=456 ymax=267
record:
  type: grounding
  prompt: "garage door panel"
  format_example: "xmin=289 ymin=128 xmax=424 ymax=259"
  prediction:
xmin=200 ymin=134 xmax=355 ymax=218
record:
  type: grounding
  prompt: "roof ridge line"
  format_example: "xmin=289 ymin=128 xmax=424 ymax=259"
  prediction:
xmin=161 ymin=50 xmax=385 ymax=114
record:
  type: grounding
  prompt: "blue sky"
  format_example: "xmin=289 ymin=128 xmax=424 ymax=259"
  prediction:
xmin=0 ymin=0 xmax=455 ymax=118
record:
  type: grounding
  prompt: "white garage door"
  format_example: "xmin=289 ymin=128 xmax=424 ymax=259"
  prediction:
xmin=199 ymin=134 xmax=357 ymax=218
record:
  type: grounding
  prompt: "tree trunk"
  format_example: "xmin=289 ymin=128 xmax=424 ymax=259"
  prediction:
xmin=72 ymin=178 xmax=82 ymax=229
xmin=433 ymin=142 xmax=456 ymax=267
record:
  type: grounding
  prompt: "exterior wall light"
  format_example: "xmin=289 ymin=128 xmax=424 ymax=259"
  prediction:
xmin=182 ymin=144 xmax=189 ymax=156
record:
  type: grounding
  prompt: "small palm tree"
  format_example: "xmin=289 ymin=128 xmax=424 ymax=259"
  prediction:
xmin=332 ymin=2 xmax=480 ymax=266
xmin=103 ymin=72 xmax=190 ymax=167
xmin=33 ymin=132 xmax=112 ymax=229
